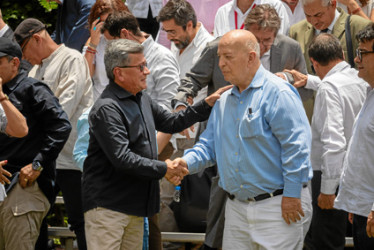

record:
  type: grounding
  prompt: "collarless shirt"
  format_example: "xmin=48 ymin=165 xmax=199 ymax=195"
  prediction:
xmin=29 ymin=44 xmax=93 ymax=172
xmin=184 ymin=65 xmax=312 ymax=200
xmin=310 ymin=61 xmax=367 ymax=194
xmin=335 ymin=87 xmax=374 ymax=216
xmin=142 ymin=35 xmax=180 ymax=111
xmin=214 ymin=0 xmax=290 ymax=37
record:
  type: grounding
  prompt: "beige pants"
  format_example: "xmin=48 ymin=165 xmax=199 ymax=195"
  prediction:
xmin=0 ymin=182 xmax=50 ymax=250
xmin=85 ymin=207 xmax=144 ymax=250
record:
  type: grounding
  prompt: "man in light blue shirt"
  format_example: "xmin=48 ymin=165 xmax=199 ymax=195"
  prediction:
xmin=174 ymin=29 xmax=313 ymax=249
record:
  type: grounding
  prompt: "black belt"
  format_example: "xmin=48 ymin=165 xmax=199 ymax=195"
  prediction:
xmin=227 ymin=189 xmax=283 ymax=202
xmin=227 ymin=184 xmax=307 ymax=202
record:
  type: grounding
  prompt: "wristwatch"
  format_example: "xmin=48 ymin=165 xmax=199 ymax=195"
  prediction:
xmin=32 ymin=161 xmax=43 ymax=171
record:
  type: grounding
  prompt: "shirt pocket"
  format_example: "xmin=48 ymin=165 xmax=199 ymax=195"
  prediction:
xmin=239 ymin=111 xmax=263 ymax=139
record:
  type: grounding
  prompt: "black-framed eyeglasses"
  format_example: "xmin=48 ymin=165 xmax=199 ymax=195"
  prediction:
xmin=117 ymin=62 xmax=148 ymax=72
xmin=356 ymin=48 xmax=374 ymax=61
xmin=21 ymin=36 xmax=32 ymax=52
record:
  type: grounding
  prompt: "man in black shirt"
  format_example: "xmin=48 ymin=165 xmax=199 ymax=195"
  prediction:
xmin=82 ymin=39 xmax=230 ymax=249
xmin=0 ymin=37 xmax=71 ymax=250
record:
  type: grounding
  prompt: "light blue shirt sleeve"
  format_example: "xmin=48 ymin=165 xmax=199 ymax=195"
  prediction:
xmin=73 ymin=108 xmax=91 ymax=171
xmin=0 ymin=106 xmax=7 ymax=134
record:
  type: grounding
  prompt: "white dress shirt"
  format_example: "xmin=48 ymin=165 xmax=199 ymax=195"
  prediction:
xmin=335 ymin=87 xmax=374 ymax=216
xmin=214 ymin=0 xmax=290 ymax=37
xmin=143 ymin=35 xmax=180 ymax=111
xmin=310 ymin=61 xmax=367 ymax=194
xmin=282 ymin=0 xmax=305 ymax=26
xmin=126 ymin=0 xmax=163 ymax=18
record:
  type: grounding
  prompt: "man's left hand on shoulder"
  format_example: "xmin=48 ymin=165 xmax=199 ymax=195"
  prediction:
xmin=204 ymin=85 xmax=233 ymax=107
xmin=281 ymin=196 xmax=304 ymax=224
xmin=317 ymin=193 xmax=335 ymax=210
xmin=19 ymin=163 xmax=42 ymax=188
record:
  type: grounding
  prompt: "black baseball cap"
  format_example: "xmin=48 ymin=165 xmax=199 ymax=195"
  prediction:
xmin=0 ymin=37 xmax=22 ymax=59
xmin=14 ymin=18 xmax=47 ymax=46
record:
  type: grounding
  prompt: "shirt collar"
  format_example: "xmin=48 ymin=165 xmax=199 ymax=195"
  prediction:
xmin=41 ymin=44 xmax=65 ymax=66
xmin=0 ymin=24 xmax=9 ymax=37
xmin=230 ymin=65 xmax=266 ymax=96
xmin=142 ymin=34 xmax=154 ymax=55
xmin=3 ymin=70 xmax=28 ymax=92
xmin=108 ymin=80 xmax=143 ymax=100
xmin=324 ymin=61 xmax=349 ymax=79
xmin=316 ymin=9 xmax=340 ymax=34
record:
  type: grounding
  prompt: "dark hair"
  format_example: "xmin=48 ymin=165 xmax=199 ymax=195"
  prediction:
xmin=101 ymin=11 xmax=141 ymax=37
xmin=356 ymin=23 xmax=374 ymax=50
xmin=244 ymin=4 xmax=281 ymax=34
xmin=308 ymin=33 xmax=344 ymax=66
xmin=158 ymin=0 xmax=197 ymax=29
xmin=88 ymin=0 xmax=129 ymax=29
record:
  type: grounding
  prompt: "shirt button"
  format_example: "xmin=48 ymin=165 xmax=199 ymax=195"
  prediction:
xmin=236 ymin=135 xmax=239 ymax=138
xmin=237 ymin=118 xmax=240 ymax=121
xmin=240 ymin=101 xmax=243 ymax=104
xmin=240 ymin=185 xmax=243 ymax=189
xmin=235 ymin=169 xmax=239 ymax=172
xmin=235 ymin=152 xmax=238 ymax=155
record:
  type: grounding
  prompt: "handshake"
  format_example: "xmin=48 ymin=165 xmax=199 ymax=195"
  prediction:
xmin=164 ymin=158 xmax=188 ymax=185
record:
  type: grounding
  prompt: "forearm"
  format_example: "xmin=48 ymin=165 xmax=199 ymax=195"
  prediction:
xmin=157 ymin=132 xmax=172 ymax=155
xmin=1 ymin=94 xmax=28 ymax=137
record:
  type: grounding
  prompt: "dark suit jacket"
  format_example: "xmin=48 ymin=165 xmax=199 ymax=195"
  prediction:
xmin=2 ymin=26 xmax=14 ymax=39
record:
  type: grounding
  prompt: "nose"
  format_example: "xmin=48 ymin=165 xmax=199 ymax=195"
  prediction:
xmin=354 ymin=55 xmax=360 ymax=64
xmin=143 ymin=66 xmax=150 ymax=75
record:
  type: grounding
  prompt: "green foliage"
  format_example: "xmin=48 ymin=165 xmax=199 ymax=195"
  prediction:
xmin=0 ymin=0 xmax=58 ymax=33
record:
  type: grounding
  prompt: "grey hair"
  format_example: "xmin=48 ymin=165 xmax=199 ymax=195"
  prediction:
xmin=104 ymin=39 xmax=144 ymax=81
xmin=300 ymin=0 xmax=332 ymax=6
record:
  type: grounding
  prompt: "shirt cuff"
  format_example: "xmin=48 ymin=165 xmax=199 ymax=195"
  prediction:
xmin=174 ymin=101 xmax=188 ymax=110
xmin=182 ymin=153 xmax=199 ymax=175
xmin=320 ymin=178 xmax=340 ymax=195
xmin=372 ymin=203 xmax=374 ymax=211
xmin=283 ymin=181 xmax=303 ymax=198
xmin=306 ymin=74 xmax=321 ymax=91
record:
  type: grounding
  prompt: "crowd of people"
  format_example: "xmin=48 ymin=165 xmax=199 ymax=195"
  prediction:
xmin=0 ymin=0 xmax=374 ymax=249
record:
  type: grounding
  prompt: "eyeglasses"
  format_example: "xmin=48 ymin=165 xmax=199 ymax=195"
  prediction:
xmin=161 ymin=27 xmax=177 ymax=36
xmin=356 ymin=48 xmax=374 ymax=61
xmin=117 ymin=62 xmax=148 ymax=72
xmin=21 ymin=36 xmax=32 ymax=52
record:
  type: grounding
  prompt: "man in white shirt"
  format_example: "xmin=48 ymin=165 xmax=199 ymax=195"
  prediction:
xmin=308 ymin=33 xmax=367 ymax=249
xmin=158 ymin=0 xmax=214 ymax=149
xmin=335 ymin=23 xmax=374 ymax=249
xmin=214 ymin=0 xmax=290 ymax=37
xmin=281 ymin=0 xmax=306 ymax=25
xmin=14 ymin=18 xmax=93 ymax=250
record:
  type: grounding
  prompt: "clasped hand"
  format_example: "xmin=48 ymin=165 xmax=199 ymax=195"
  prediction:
xmin=164 ymin=158 xmax=188 ymax=185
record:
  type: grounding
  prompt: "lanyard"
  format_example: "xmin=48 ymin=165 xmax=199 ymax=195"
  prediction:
xmin=234 ymin=3 xmax=257 ymax=30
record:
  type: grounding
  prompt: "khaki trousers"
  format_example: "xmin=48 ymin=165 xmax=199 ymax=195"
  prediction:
xmin=85 ymin=207 xmax=144 ymax=250
xmin=0 ymin=182 xmax=50 ymax=250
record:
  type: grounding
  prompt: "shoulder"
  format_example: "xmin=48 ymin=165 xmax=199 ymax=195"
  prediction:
xmin=216 ymin=2 xmax=232 ymax=15
xmin=276 ymin=34 xmax=301 ymax=48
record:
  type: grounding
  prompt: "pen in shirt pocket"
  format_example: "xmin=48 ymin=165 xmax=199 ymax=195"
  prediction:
xmin=248 ymin=107 xmax=253 ymax=118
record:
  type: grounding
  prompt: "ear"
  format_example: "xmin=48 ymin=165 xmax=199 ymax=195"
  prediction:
xmin=113 ymin=67 xmax=126 ymax=83
xmin=330 ymin=0 xmax=337 ymax=8
xmin=32 ymin=33 xmax=42 ymax=45
xmin=186 ymin=20 xmax=193 ymax=31
xmin=120 ymin=28 xmax=129 ymax=39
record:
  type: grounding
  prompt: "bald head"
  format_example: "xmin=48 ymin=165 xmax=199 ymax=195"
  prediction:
xmin=218 ymin=30 xmax=261 ymax=92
